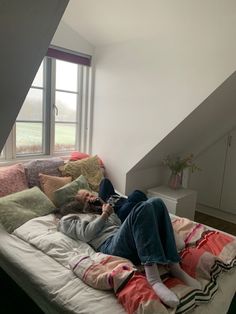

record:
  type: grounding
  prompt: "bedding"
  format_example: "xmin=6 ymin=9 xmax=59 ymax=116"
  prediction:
xmin=0 ymin=163 xmax=28 ymax=197
xmin=39 ymin=173 xmax=72 ymax=202
xmin=0 ymin=156 xmax=235 ymax=314
xmin=24 ymin=157 xmax=64 ymax=188
xmin=53 ymin=175 xmax=91 ymax=207
xmin=70 ymin=151 xmax=105 ymax=167
xmin=9 ymin=213 xmax=236 ymax=314
xmin=59 ymin=155 xmax=104 ymax=191
xmin=0 ymin=187 xmax=54 ymax=233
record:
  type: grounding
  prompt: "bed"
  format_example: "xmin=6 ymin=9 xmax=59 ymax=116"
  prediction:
xmin=0 ymin=156 xmax=235 ymax=314
xmin=0 ymin=212 xmax=235 ymax=314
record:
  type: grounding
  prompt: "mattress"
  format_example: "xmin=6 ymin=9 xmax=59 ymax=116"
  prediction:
xmin=0 ymin=214 xmax=235 ymax=314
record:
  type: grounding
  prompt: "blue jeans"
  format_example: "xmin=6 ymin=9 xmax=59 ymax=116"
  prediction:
xmin=99 ymin=178 xmax=147 ymax=222
xmin=98 ymin=197 xmax=180 ymax=265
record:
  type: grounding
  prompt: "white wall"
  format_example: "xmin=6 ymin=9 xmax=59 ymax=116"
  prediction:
xmin=92 ymin=1 xmax=236 ymax=193
xmin=52 ymin=21 xmax=94 ymax=56
xmin=126 ymin=71 xmax=236 ymax=193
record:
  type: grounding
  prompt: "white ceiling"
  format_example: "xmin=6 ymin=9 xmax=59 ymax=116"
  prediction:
xmin=62 ymin=0 xmax=210 ymax=47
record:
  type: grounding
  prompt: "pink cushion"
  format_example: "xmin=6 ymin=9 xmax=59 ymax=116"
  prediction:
xmin=70 ymin=151 xmax=105 ymax=167
xmin=0 ymin=164 xmax=28 ymax=197
xmin=70 ymin=151 xmax=90 ymax=161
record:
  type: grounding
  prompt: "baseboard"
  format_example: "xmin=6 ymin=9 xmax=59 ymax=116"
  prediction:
xmin=196 ymin=203 xmax=236 ymax=224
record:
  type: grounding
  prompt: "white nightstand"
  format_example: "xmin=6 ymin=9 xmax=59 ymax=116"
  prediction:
xmin=147 ymin=185 xmax=197 ymax=220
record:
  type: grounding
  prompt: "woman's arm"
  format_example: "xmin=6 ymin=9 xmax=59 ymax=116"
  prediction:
xmin=58 ymin=204 xmax=114 ymax=242
xmin=59 ymin=215 xmax=107 ymax=242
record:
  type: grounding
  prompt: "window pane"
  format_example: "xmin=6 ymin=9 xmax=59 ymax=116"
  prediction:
xmin=55 ymin=91 xmax=77 ymax=122
xmin=54 ymin=123 xmax=76 ymax=152
xmin=17 ymin=88 xmax=43 ymax=121
xmin=56 ymin=60 xmax=78 ymax=92
xmin=32 ymin=60 xmax=44 ymax=87
xmin=16 ymin=122 xmax=43 ymax=154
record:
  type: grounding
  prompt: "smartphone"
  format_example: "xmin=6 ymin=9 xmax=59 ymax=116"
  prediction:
xmin=89 ymin=198 xmax=103 ymax=207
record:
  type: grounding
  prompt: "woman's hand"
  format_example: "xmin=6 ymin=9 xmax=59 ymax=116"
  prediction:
xmin=101 ymin=203 xmax=114 ymax=219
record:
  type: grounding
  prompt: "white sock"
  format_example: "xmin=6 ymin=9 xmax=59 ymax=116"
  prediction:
xmin=169 ymin=263 xmax=201 ymax=289
xmin=144 ymin=264 xmax=179 ymax=308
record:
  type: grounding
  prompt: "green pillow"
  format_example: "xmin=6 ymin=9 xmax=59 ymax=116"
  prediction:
xmin=53 ymin=175 xmax=91 ymax=207
xmin=0 ymin=187 xmax=55 ymax=233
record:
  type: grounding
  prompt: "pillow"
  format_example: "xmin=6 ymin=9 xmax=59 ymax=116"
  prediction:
xmin=70 ymin=151 xmax=105 ymax=168
xmin=39 ymin=173 xmax=72 ymax=202
xmin=70 ymin=151 xmax=90 ymax=161
xmin=59 ymin=155 xmax=104 ymax=192
xmin=0 ymin=163 xmax=28 ymax=197
xmin=24 ymin=157 xmax=64 ymax=188
xmin=53 ymin=175 xmax=91 ymax=207
xmin=0 ymin=187 xmax=55 ymax=233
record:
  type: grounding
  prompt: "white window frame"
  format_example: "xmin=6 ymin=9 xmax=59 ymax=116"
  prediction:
xmin=1 ymin=53 xmax=92 ymax=162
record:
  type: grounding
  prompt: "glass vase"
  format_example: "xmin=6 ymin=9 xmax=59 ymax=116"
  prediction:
xmin=168 ymin=172 xmax=182 ymax=190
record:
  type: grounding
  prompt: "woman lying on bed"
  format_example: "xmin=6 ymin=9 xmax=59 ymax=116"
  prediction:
xmin=56 ymin=185 xmax=201 ymax=308
xmin=78 ymin=178 xmax=148 ymax=222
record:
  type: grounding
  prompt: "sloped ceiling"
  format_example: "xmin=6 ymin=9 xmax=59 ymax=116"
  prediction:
xmin=0 ymin=0 xmax=69 ymax=151
xmin=62 ymin=0 xmax=209 ymax=47
xmin=129 ymin=71 xmax=236 ymax=172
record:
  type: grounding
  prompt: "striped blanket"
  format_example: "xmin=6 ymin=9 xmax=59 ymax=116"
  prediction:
xmin=70 ymin=217 xmax=236 ymax=314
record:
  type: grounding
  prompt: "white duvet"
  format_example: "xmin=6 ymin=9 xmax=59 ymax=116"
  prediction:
xmin=13 ymin=214 xmax=96 ymax=268
xmin=11 ymin=214 xmax=125 ymax=314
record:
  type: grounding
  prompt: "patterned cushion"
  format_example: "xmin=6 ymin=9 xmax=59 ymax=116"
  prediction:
xmin=0 ymin=187 xmax=55 ymax=233
xmin=70 ymin=151 xmax=105 ymax=167
xmin=0 ymin=163 xmax=28 ymax=197
xmin=53 ymin=175 xmax=91 ymax=207
xmin=39 ymin=173 xmax=72 ymax=202
xmin=59 ymin=156 xmax=104 ymax=192
xmin=24 ymin=158 xmax=64 ymax=188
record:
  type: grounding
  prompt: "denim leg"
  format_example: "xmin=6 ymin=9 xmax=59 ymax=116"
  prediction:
xmin=115 ymin=202 xmax=134 ymax=223
xmin=98 ymin=178 xmax=116 ymax=202
xmin=116 ymin=190 xmax=148 ymax=222
xmin=127 ymin=190 xmax=147 ymax=203
xmin=99 ymin=198 xmax=180 ymax=265
xmin=98 ymin=178 xmax=128 ymax=220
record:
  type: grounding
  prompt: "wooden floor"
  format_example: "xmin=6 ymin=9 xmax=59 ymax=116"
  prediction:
xmin=195 ymin=211 xmax=236 ymax=236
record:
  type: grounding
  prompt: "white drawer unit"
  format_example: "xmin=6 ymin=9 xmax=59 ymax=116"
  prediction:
xmin=147 ymin=185 xmax=197 ymax=220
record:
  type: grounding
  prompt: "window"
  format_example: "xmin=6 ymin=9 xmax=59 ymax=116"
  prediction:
xmin=16 ymin=61 xmax=44 ymax=155
xmin=54 ymin=59 xmax=79 ymax=152
xmin=2 ymin=47 xmax=92 ymax=160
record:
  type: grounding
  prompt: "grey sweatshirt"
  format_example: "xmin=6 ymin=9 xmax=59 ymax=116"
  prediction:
xmin=58 ymin=213 xmax=121 ymax=250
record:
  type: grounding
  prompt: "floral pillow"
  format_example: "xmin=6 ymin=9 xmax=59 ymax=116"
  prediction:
xmin=59 ymin=155 xmax=104 ymax=192
xmin=24 ymin=157 xmax=65 ymax=188
xmin=39 ymin=173 xmax=72 ymax=202
xmin=0 ymin=163 xmax=28 ymax=197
